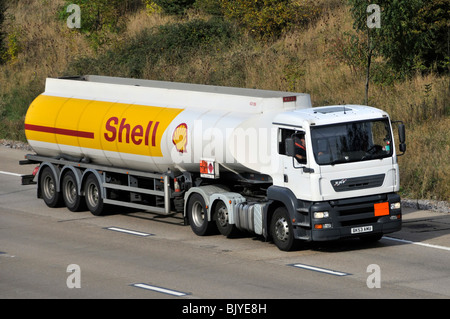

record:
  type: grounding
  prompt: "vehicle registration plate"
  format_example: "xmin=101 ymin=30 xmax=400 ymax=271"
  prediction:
xmin=351 ymin=226 xmax=373 ymax=234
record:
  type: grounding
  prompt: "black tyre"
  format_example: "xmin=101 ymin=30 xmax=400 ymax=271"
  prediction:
xmin=62 ymin=171 xmax=85 ymax=212
xmin=84 ymin=174 xmax=104 ymax=216
xmin=214 ymin=200 xmax=238 ymax=237
xmin=270 ymin=207 xmax=298 ymax=251
xmin=39 ymin=166 xmax=62 ymax=208
xmin=187 ymin=193 xmax=215 ymax=236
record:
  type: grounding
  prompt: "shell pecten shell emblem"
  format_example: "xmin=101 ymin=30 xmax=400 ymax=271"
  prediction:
xmin=172 ymin=123 xmax=188 ymax=153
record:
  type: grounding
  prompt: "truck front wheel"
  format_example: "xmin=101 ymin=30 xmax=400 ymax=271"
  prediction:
xmin=187 ymin=193 xmax=215 ymax=236
xmin=270 ymin=207 xmax=298 ymax=251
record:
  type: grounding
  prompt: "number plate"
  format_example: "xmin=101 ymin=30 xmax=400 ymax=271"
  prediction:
xmin=351 ymin=226 xmax=373 ymax=234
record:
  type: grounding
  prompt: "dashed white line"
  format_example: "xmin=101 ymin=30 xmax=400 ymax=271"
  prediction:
xmin=383 ymin=236 xmax=450 ymax=252
xmin=105 ymin=227 xmax=153 ymax=237
xmin=131 ymin=283 xmax=189 ymax=296
xmin=290 ymin=264 xmax=351 ymax=276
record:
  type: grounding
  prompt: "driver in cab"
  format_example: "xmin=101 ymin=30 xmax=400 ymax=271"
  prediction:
xmin=293 ymin=134 xmax=306 ymax=164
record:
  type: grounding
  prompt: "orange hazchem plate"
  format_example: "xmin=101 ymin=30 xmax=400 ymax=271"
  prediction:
xmin=374 ymin=202 xmax=389 ymax=216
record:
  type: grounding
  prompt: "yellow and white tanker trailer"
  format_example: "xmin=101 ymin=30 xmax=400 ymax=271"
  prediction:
xmin=21 ymin=75 xmax=406 ymax=250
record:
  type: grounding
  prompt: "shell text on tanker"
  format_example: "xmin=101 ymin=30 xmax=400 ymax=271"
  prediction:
xmin=104 ymin=117 xmax=160 ymax=147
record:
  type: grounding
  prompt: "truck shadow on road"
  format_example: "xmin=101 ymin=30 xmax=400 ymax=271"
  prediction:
xmin=122 ymin=210 xmax=186 ymax=226
xmin=305 ymin=214 xmax=450 ymax=253
xmin=87 ymin=207 xmax=450 ymax=253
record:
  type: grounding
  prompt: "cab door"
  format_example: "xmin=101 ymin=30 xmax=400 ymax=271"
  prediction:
xmin=277 ymin=127 xmax=313 ymax=201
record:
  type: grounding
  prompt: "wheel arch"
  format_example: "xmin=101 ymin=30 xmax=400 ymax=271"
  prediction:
xmin=266 ymin=186 xmax=298 ymax=219
xmin=60 ymin=165 xmax=83 ymax=195
xmin=183 ymin=185 xmax=230 ymax=222
xmin=37 ymin=162 xmax=61 ymax=197
xmin=265 ymin=200 xmax=284 ymax=239
xmin=81 ymin=169 xmax=105 ymax=199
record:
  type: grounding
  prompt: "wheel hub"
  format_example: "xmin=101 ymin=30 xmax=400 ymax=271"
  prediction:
xmin=274 ymin=217 xmax=290 ymax=242
xmin=216 ymin=206 xmax=229 ymax=227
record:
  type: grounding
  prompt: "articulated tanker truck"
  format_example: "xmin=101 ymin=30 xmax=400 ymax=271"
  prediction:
xmin=21 ymin=75 xmax=406 ymax=251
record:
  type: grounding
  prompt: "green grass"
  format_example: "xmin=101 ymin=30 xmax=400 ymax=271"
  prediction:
xmin=67 ymin=18 xmax=238 ymax=79
xmin=0 ymin=79 xmax=42 ymax=141
xmin=0 ymin=0 xmax=448 ymax=201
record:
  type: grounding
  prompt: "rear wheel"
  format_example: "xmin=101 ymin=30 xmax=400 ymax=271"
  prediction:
xmin=187 ymin=193 xmax=215 ymax=236
xmin=62 ymin=171 xmax=85 ymax=212
xmin=84 ymin=174 xmax=104 ymax=216
xmin=40 ymin=166 xmax=62 ymax=208
xmin=214 ymin=200 xmax=238 ymax=237
xmin=270 ymin=207 xmax=298 ymax=251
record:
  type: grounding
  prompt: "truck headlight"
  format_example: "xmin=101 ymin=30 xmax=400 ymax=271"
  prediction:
xmin=314 ymin=211 xmax=329 ymax=219
xmin=390 ymin=202 xmax=401 ymax=210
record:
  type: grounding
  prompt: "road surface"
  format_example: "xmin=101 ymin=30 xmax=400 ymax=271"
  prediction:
xmin=1 ymin=146 xmax=449 ymax=307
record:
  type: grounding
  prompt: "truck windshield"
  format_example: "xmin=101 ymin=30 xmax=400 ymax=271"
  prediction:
xmin=310 ymin=119 xmax=393 ymax=165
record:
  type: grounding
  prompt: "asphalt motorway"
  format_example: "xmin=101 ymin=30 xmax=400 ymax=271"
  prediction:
xmin=1 ymin=146 xmax=449 ymax=304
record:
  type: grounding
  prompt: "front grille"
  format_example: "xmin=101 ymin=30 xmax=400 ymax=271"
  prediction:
xmin=339 ymin=205 xmax=374 ymax=216
xmin=331 ymin=194 xmax=388 ymax=227
xmin=331 ymin=174 xmax=385 ymax=192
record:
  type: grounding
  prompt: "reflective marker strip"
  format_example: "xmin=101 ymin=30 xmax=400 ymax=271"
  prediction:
xmin=0 ymin=171 xmax=23 ymax=177
xmin=383 ymin=236 xmax=450 ymax=252
xmin=290 ymin=264 xmax=351 ymax=276
xmin=106 ymin=227 xmax=153 ymax=237
xmin=131 ymin=283 xmax=189 ymax=297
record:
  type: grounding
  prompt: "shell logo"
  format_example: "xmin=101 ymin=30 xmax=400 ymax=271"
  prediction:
xmin=172 ymin=123 xmax=188 ymax=153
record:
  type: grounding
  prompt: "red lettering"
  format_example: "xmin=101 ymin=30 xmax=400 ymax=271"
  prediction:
xmin=119 ymin=118 xmax=130 ymax=143
xmin=144 ymin=121 xmax=153 ymax=146
xmin=104 ymin=117 xmax=160 ymax=147
xmin=131 ymin=125 xmax=143 ymax=145
xmin=104 ymin=117 xmax=118 ymax=142
xmin=152 ymin=121 xmax=159 ymax=147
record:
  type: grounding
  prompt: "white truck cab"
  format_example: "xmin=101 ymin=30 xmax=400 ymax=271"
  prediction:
xmin=268 ymin=105 xmax=404 ymax=248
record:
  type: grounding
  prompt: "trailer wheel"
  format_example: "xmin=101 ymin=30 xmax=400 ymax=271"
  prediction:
xmin=187 ymin=193 xmax=214 ymax=236
xmin=270 ymin=207 xmax=298 ymax=251
xmin=214 ymin=200 xmax=237 ymax=237
xmin=84 ymin=174 xmax=104 ymax=216
xmin=62 ymin=171 xmax=85 ymax=212
xmin=40 ymin=166 xmax=62 ymax=208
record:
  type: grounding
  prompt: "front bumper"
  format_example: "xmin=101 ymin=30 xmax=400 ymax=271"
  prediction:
xmin=294 ymin=193 xmax=402 ymax=242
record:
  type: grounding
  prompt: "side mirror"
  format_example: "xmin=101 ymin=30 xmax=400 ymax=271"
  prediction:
xmin=398 ymin=123 xmax=405 ymax=144
xmin=285 ymin=138 xmax=295 ymax=157
xmin=394 ymin=121 xmax=406 ymax=156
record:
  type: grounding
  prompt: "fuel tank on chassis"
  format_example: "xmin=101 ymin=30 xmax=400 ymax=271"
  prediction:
xmin=25 ymin=76 xmax=311 ymax=174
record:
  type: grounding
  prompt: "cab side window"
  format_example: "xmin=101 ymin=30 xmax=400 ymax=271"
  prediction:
xmin=278 ymin=128 xmax=307 ymax=164
xmin=278 ymin=128 xmax=296 ymax=155
xmin=292 ymin=132 xmax=306 ymax=164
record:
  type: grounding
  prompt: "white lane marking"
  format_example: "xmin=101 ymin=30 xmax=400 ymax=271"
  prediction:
xmin=105 ymin=227 xmax=153 ymax=237
xmin=131 ymin=283 xmax=189 ymax=296
xmin=290 ymin=264 xmax=351 ymax=276
xmin=383 ymin=236 xmax=450 ymax=252
xmin=0 ymin=171 xmax=23 ymax=177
